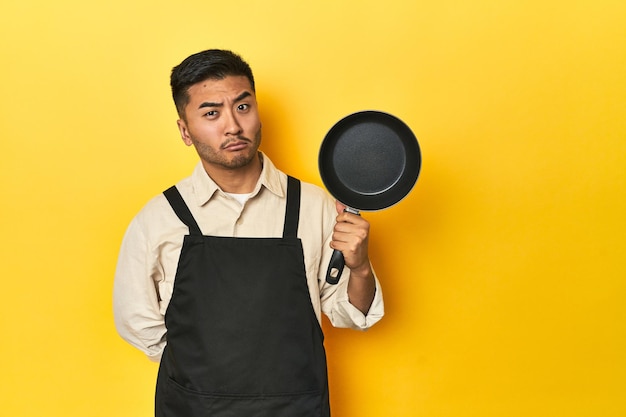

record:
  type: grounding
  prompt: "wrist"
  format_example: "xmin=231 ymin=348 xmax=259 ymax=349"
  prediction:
xmin=349 ymin=261 xmax=373 ymax=280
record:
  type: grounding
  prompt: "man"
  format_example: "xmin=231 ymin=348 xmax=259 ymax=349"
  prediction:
xmin=113 ymin=49 xmax=384 ymax=417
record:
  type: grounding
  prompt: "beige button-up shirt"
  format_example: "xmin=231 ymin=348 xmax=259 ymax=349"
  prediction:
xmin=113 ymin=154 xmax=384 ymax=361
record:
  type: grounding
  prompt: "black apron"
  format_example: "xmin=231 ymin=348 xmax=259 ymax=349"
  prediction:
xmin=155 ymin=176 xmax=330 ymax=417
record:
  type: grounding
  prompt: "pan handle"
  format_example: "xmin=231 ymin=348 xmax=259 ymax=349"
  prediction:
xmin=325 ymin=249 xmax=345 ymax=285
xmin=325 ymin=207 xmax=360 ymax=285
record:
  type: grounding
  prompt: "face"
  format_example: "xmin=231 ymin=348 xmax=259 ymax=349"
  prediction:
xmin=177 ymin=75 xmax=262 ymax=172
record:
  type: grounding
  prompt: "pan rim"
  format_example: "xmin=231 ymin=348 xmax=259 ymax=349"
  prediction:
xmin=318 ymin=110 xmax=421 ymax=211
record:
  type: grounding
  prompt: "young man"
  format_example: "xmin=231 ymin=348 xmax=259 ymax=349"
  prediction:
xmin=113 ymin=49 xmax=384 ymax=417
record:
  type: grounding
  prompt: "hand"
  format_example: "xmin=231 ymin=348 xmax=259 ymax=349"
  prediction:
xmin=332 ymin=201 xmax=376 ymax=315
xmin=331 ymin=201 xmax=371 ymax=277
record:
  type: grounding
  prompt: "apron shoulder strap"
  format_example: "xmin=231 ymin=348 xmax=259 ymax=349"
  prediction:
xmin=163 ymin=186 xmax=203 ymax=235
xmin=164 ymin=179 xmax=299 ymax=237
xmin=283 ymin=176 xmax=301 ymax=239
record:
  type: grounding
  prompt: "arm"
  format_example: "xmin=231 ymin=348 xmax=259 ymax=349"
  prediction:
xmin=113 ymin=217 xmax=167 ymax=361
xmin=302 ymin=182 xmax=383 ymax=329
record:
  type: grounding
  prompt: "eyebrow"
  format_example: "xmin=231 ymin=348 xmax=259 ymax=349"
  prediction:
xmin=198 ymin=91 xmax=252 ymax=110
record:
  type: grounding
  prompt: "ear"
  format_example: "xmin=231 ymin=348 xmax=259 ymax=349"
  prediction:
xmin=177 ymin=119 xmax=193 ymax=146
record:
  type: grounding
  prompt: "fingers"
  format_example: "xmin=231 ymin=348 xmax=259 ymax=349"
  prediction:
xmin=331 ymin=204 xmax=370 ymax=270
xmin=332 ymin=215 xmax=369 ymax=241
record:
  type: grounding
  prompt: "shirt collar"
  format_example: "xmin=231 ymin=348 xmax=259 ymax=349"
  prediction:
xmin=191 ymin=152 xmax=285 ymax=206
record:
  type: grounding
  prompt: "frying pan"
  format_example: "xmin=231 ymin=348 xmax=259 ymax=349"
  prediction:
xmin=319 ymin=110 xmax=421 ymax=284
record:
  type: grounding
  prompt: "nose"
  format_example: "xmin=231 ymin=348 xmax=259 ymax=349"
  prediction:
xmin=224 ymin=110 xmax=243 ymax=136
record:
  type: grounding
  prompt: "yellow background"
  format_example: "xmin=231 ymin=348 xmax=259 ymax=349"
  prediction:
xmin=1 ymin=0 xmax=625 ymax=416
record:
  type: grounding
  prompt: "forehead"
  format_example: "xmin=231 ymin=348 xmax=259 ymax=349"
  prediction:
xmin=186 ymin=75 xmax=254 ymax=102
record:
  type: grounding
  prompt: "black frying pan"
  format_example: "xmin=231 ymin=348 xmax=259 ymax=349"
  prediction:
xmin=319 ymin=110 xmax=421 ymax=284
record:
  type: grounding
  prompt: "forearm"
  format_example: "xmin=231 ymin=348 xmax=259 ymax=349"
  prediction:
xmin=347 ymin=262 xmax=376 ymax=315
xmin=113 ymin=269 xmax=167 ymax=360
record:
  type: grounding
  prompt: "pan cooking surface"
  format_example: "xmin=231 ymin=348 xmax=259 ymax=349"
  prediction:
xmin=319 ymin=111 xmax=421 ymax=211
xmin=332 ymin=122 xmax=406 ymax=194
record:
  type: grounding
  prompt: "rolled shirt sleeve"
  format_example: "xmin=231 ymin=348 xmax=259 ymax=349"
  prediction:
xmin=320 ymin=264 xmax=385 ymax=330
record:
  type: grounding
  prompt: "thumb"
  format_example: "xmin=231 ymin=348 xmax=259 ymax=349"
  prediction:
xmin=335 ymin=200 xmax=347 ymax=214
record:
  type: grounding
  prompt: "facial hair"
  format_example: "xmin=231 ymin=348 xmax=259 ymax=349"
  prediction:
xmin=191 ymin=127 xmax=262 ymax=170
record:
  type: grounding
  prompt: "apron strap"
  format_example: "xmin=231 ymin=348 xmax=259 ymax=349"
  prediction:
xmin=164 ymin=178 xmax=300 ymax=238
xmin=163 ymin=186 xmax=203 ymax=235
xmin=283 ymin=176 xmax=301 ymax=238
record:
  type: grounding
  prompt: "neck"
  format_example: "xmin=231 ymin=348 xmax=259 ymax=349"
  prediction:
xmin=202 ymin=153 xmax=263 ymax=193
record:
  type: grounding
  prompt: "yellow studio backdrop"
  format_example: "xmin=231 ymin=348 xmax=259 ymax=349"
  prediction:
xmin=1 ymin=0 xmax=625 ymax=416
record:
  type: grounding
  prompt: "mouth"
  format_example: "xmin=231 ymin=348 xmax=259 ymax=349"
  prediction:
xmin=222 ymin=138 xmax=250 ymax=151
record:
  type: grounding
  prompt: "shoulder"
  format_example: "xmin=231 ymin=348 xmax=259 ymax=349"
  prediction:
xmin=261 ymin=153 xmax=336 ymax=220
xmin=129 ymin=175 xmax=193 ymax=235
xmin=300 ymin=180 xmax=332 ymax=203
xmin=298 ymin=179 xmax=336 ymax=224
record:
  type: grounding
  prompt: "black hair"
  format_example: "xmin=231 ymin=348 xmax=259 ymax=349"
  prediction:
xmin=170 ymin=49 xmax=255 ymax=118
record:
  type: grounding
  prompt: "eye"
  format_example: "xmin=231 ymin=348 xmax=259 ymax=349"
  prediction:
xmin=237 ymin=103 xmax=250 ymax=112
xmin=204 ymin=110 xmax=218 ymax=118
